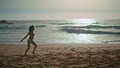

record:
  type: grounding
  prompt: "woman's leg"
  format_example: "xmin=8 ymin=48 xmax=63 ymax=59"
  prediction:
xmin=24 ymin=40 xmax=31 ymax=55
xmin=32 ymin=41 xmax=37 ymax=54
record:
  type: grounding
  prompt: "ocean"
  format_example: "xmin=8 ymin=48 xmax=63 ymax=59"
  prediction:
xmin=0 ymin=19 xmax=120 ymax=44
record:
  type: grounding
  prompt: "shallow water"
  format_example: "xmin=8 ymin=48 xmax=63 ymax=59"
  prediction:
xmin=0 ymin=19 xmax=120 ymax=44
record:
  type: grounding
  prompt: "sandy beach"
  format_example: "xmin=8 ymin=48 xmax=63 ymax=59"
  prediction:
xmin=0 ymin=44 xmax=120 ymax=68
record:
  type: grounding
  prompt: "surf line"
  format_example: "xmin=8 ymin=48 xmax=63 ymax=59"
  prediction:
xmin=103 ymin=40 xmax=120 ymax=44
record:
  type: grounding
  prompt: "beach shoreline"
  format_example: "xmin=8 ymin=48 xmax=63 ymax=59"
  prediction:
xmin=0 ymin=44 xmax=120 ymax=68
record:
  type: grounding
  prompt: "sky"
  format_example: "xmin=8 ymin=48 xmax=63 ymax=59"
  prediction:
xmin=0 ymin=0 xmax=120 ymax=20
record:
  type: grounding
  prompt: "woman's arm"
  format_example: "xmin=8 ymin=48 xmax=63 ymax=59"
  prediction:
xmin=21 ymin=32 xmax=29 ymax=42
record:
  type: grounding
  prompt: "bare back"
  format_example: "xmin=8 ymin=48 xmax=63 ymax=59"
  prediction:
xmin=28 ymin=31 xmax=34 ymax=40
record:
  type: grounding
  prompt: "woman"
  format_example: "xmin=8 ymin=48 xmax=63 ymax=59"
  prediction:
xmin=21 ymin=25 xmax=37 ymax=55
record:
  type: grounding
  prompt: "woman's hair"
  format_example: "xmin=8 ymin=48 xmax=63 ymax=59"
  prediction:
xmin=29 ymin=25 xmax=34 ymax=32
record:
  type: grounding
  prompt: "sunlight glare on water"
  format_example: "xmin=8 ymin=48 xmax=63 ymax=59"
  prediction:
xmin=71 ymin=19 xmax=96 ymax=25
xmin=72 ymin=34 xmax=96 ymax=43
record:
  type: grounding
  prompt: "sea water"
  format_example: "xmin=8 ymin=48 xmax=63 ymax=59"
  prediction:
xmin=0 ymin=19 xmax=120 ymax=44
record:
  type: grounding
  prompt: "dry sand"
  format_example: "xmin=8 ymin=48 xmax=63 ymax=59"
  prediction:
xmin=0 ymin=44 xmax=120 ymax=68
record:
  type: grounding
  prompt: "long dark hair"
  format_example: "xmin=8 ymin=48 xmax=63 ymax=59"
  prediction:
xmin=29 ymin=25 xmax=34 ymax=32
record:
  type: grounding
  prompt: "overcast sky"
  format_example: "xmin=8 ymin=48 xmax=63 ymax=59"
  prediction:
xmin=0 ymin=0 xmax=120 ymax=20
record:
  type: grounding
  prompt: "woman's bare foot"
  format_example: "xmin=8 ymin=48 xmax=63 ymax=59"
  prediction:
xmin=23 ymin=53 xmax=27 ymax=56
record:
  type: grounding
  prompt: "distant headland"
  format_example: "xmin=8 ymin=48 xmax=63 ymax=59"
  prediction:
xmin=0 ymin=20 xmax=13 ymax=24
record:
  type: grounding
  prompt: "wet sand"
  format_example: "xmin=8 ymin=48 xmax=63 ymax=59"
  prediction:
xmin=0 ymin=44 xmax=120 ymax=68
